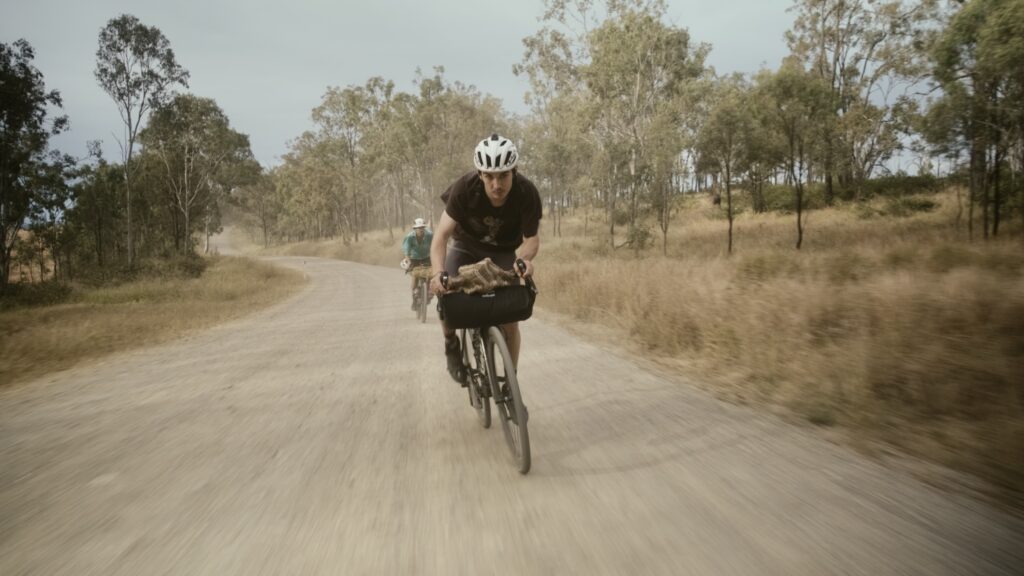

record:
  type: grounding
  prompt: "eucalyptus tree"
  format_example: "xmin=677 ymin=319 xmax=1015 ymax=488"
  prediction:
xmin=27 ymin=151 xmax=77 ymax=281
xmin=760 ymin=60 xmax=832 ymax=249
xmin=697 ymin=74 xmax=752 ymax=254
xmin=71 ymin=142 xmax=124 ymax=266
xmin=139 ymin=94 xmax=254 ymax=253
xmin=929 ymin=0 xmax=1024 ymax=240
xmin=520 ymin=0 xmax=708 ymax=254
xmin=521 ymin=92 xmax=594 ymax=238
xmin=234 ymin=170 xmax=282 ymax=247
xmin=786 ymin=0 xmax=938 ymax=201
xmin=734 ymin=77 xmax=787 ymax=214
xmin=95 ymin=15 xmax=188 ymax=265
xmin=1 ymin=40 xmax=68 ymax=292
xmin=582 ymin=1 xmax=707 ymax=256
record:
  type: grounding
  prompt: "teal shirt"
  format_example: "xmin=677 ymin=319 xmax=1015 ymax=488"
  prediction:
xmin=402 ymin=230 xmax=433 ymax=260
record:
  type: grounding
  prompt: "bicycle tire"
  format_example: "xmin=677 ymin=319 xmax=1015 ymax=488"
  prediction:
xmin=413 ymin=276 xmax=425 ymax=319
xmin=486 ymin=326 xmax=530 ymax=473
xmin=462 ymin=329 xmax=490 ymax=428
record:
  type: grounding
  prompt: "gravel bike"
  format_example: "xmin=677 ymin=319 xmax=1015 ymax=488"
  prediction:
xmin=440 ymin=260 xmax=536 ymax=474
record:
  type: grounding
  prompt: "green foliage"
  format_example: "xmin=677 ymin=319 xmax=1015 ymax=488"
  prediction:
xmin=858 ymin=174 xmax=944 ymax=198
xmin=94 ymin=13 xmax=189 ymax=267
xmin=856 ymin=195 xmax=939 ymax=219
xmin=94 ymin=14 xmax=189 ymax=126
xmin=140 ymin=94 xmax=255 ymax=253
xmin=0 ymin=281 xmax=73 ymax=311
xmin=760 ymin=183 xmax=827 ymax=212
xmin=0 ymin=39 xmax=69 ymax=291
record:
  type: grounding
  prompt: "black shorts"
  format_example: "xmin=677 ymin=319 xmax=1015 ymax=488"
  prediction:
xmin=408 ymin=257 xmax=431 ymax=268
xmin=444 ymin=241 xmax=516 ymax=277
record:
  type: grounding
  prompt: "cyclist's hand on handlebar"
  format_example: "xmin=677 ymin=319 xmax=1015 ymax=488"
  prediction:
xmin=515 ymin=258 xmax=534 ymax=279
xmin=430 ymin=272 xmax=447 ymax=296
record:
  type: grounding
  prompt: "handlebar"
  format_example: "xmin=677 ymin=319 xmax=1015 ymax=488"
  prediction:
xmin=515 ymin=258 xmax=537 ymax=293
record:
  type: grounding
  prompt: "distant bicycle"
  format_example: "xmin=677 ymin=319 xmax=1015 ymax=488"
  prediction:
xmin=402 ymin=259 xmax=432 ymax=323
xmin=439 ymin=259 xmax=536 ymax=473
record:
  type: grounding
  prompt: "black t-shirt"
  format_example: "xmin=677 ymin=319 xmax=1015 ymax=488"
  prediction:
xmin=441 ymin=170 xmax=543 ymax=253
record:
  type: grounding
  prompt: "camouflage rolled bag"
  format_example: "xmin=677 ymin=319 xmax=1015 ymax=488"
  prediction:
xmin=408 ymin=266 xmax=433 ymax=280
xmin=439 ymin=258 xmax=537 ymax=329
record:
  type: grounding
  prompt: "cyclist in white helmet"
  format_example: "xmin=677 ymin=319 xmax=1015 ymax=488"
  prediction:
xmin=402 ymin=217 xmax=433 ymax=309
xmin=429 ymin=133 xmax=542 ymax=384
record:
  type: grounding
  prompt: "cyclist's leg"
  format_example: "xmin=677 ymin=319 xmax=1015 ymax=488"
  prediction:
xmin=441 ymin=245 xmax=477 ymax=383
xmin=487 ymin=249 xmax=520 ymax=367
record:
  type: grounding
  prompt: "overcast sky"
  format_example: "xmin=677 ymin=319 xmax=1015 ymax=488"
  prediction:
xmin=2 ymin=0 xmax=794 ymax=167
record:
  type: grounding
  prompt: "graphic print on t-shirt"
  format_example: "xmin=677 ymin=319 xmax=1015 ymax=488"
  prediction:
xmin=480 ymin=216 xmax=502 ymax=245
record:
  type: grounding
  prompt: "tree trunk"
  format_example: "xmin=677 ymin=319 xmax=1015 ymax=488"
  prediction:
xmin=982 ymin=145 xmax=991 ymax=240
xmin=629 ymin=148 xmax=640 ymax=259
xmin=608 ymin=166 xmax=617 ymax=250
xmin=726 ymin=162 xmax=733 ymax=255
xmin=184 ymin=207 xmax=191 ymax=254
xmin=0 ymin=246 xmax=12 ymax=293
xmin=795 ymin=141 xmax=805 ymax=250
xmin=968 ymin=133 xmax=980 ymax=242
xmin=124 ymin=169 xmax=133 ymax=268
xmin=992 ymin=136 xmax=1002 ymax=237
xmin=95 ymin=214 xmax=104 ymax=267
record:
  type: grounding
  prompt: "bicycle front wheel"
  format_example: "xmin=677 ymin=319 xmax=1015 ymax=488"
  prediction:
xmin=419 ymin=279 xmax=429 ymax=323
xmin=486 ymin=326 xmax=530 ymax=474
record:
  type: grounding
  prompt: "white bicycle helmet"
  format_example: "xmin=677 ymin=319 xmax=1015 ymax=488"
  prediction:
xmin=473 ymin=133 xmax=518 ymax=173
xmin=412 ymin=217 xmax=426 ymax=229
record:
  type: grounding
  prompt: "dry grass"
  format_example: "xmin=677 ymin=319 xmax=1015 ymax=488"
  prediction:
xmin=257 ymin=190 xmax=1024 ymax=500
xmin=0 ymin=256 xmax=306 ymax=387
xmin=541 ymin=191 xmax=1024 ymax=500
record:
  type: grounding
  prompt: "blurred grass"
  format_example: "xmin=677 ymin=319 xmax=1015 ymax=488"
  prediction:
xmin=0 ymin=256 xmax=306 ymax=387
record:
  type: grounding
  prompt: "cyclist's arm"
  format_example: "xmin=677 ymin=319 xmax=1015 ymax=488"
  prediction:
xmin=517 ymin=234 xmax=539 ymax=277
xmin=430 ymin=211 xmax=457 ymax=293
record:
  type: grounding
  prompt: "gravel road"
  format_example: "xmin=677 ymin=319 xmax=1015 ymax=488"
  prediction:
xmin=1 ymin=255 xmax=1021 ymax=575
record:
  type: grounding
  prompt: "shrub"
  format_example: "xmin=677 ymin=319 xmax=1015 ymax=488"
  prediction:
xmin=136 ymin=254 xmax=209 ymax=279
xmin=859 ymin=174 xmax=944 ymax=198
xmin=0 ymin=281 xmax=74 ymax=311
xmin=761 ymin=183 xmax=827 ymax=212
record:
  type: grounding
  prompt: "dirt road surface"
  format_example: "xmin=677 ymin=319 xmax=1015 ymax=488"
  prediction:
xmin=1 ymin=255 xmax=1022 ymax=575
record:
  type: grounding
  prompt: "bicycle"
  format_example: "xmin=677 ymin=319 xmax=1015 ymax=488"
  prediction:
xmin=403 ymin=259 xmax=432 ymax=323
xmin=440 ymin=260 xmax=536 ymax=474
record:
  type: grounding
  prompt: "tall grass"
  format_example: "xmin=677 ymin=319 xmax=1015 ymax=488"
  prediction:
xmin=0 ymin=257 xmax=306 ymax=387
xmin=542 ymin=191 xmax=1024 ymax=497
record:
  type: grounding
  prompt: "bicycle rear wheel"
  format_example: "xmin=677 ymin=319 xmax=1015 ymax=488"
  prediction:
xmin=462 ymin=329 xmax=490 ymax=428
xmin=486 ymin=326 xmax=530 ymax=474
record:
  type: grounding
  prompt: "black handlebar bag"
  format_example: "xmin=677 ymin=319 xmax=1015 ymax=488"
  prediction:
xmin=439 ymin=285 xmax=537 ymax=329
